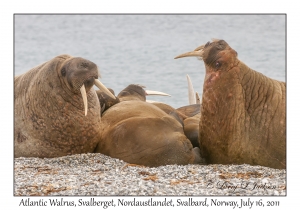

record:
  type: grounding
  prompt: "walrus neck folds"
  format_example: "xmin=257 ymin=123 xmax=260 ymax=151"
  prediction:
xmin=200 ymin=58 xmax=286 ymax=168
xmin=237 ymin=61 xmax=285 ymax=117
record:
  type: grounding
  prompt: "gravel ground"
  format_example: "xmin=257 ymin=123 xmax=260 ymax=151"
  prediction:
xmin=14 ymin=153 xmax=286 ymax=196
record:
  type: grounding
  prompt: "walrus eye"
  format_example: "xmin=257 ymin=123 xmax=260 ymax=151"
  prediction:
xmin=61 ymin=68 xmax=66 ymax=76
xmin=215 ymin=61 xmax=221 ymax=69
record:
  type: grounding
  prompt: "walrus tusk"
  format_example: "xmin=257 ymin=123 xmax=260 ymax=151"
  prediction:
xmin=187 ymin=74 xmax=196 ymax=105
xmin=174 ymin=50 xmax=204 ymax=59
xmin=80 ymin=85 xmax=88 ymax=116
xmin=145 ymin=90 xmax=171 ymax=97
xmin=195 ymin=92 xmax=200 ymax=104
xmin=94 ymin=79 xmax=116 ymax=99
xmin=146 ymin=100 xmax=159 ymax=103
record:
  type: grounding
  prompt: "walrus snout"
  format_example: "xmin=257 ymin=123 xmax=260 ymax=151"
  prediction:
xmin=83 ymin=77 xmax=96 ymax=92
xmin=79 ymin=78 xmax=116 ymax=116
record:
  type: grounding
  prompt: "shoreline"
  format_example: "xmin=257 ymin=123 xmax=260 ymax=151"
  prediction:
xmin=14 ymin=153 xmax=286 ymax=196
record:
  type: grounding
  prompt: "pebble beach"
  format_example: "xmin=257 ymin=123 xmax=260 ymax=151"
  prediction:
xmin=14 ymin=153 xmax=286 ymax=196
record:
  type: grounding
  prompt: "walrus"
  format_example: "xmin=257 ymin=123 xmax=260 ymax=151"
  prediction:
xmin=94 ymin=85 xmax=203 ymax=167
xmin=14 ymin=54 xmax=115 ymax=158
xmin=175 ymin=39 xmax=286 ymax=169
xmin=95 ymin=101 xmax=203 ymax=167
xmin=117 ymin=84 xmax=171 ymax=102
xmin=118 ymin=84 xmax=203 ymax=146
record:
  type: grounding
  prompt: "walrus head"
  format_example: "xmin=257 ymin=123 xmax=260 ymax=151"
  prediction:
xmin=175 ymin=39 xmax=240 ymax=103
xmin=58 ymin=57 xmax=115 ymax=116
xmin=175 ymin=39 xmax=239 ymax=75
xmin=117 ymin=84 xmax=171 ymax=102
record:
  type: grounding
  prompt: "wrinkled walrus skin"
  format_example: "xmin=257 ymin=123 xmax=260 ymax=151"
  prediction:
xmin=14 ymin=55 xmax=102 ymax=158
xmin=95 ymin=100 xmax=202 ymax=167
xmin=175 ymin=39 xmax=286 ymax=169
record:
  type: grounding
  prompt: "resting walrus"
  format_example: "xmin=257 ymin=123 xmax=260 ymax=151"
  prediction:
xmin=14 ymin=54 xmax=115 ymax=158
xmin=95 ymin=85 xmax=203 ymax=167
xmin=175 ymin=39 xmax=286 ymax=169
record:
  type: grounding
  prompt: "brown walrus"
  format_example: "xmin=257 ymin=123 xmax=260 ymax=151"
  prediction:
xmin=95 ymin=101 xmax=202 ymax=167
xmin=118 ymin=84 xmax=171 ymax=102
xmin=123 ymin=82 xmax=202 ymax=147
xmin=14 ymin=54 xmax=115 ymax=158
xmin=175 ymin=39 xmax=286 ymax=169
xmin=94 ymin=85 xmax=203 ymax=167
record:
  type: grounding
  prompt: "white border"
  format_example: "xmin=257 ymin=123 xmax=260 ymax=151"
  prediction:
xmin=2 ymin=0 xmax=298 ymax=209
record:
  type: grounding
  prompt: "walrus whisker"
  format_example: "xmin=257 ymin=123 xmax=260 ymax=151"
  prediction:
xmin=145 ymin=90 xmax=171 ymax=97
xmin=80 ymin=85 xmax=88 ymax=116
xmin=94 ymin=79 xmax=116 ymax=99
xmin=187 ymin=74 xmax=196 ymax=105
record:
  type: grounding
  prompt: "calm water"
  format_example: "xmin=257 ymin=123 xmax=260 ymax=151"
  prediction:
xmin=14 ymin=15 xmax=285 ymax=108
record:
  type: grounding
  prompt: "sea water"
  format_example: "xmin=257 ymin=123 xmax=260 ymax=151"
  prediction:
xmin=14 ymin=14 xmax=285 ymax=108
